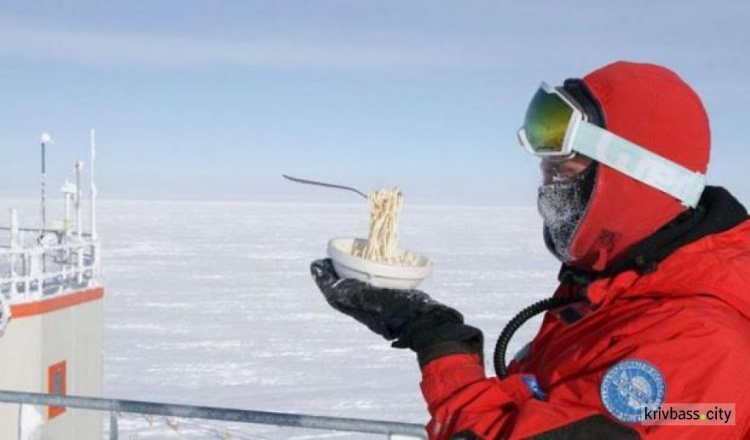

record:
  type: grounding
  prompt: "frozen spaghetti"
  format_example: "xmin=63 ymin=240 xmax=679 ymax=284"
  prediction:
xmin=352 ymin=187 xmax=419 ymax=266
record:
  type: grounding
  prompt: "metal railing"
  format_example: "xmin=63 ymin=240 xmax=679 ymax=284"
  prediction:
xmin=0 ymin=390 xmax=427 ymax=439
xmin=1 ymin=206 xmax=101 ymax=301
xmin=0 ymin=239 xmax=99 ymax=299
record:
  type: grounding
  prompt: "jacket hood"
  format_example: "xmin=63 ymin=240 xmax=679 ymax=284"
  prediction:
xmin=566 ymin=61 xmax=711 ymax=271
xmin=582 ymin=187 xmax=750 ymax=320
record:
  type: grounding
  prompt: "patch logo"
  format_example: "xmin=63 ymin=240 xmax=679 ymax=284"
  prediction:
xmin=600 ymin=359 xmax=666 ymax=423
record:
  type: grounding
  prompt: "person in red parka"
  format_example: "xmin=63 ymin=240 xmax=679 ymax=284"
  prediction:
xmin=311 ymin=61 xmax=750 ymax=439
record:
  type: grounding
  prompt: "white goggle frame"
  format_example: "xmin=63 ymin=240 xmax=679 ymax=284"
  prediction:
xmin=518 ymin=82 xmax=706 ymax=208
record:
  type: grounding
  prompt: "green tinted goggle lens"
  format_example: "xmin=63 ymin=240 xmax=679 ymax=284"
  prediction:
xmin=523 ymin=88 xmax=574 ymax=153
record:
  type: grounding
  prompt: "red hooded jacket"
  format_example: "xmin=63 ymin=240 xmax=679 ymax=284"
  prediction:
xmin=418 ymin=63 xmax=750 ymax=439
xmin=420 ymin=200 xmax=750 ymax=438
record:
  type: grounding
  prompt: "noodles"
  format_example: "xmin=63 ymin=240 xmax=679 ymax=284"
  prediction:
xmin=351 ymin=187 xmax=420 ymax=266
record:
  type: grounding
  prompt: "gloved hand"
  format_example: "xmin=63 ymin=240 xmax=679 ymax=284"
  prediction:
xmin=311 ymin=258 xmax=483 ymax=366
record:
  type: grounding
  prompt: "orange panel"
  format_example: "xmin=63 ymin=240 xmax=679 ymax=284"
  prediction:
xmin=10 ymin=287 xmax=103 ymax=319
xmin=48 ymin=361 xmax=67 ymax=419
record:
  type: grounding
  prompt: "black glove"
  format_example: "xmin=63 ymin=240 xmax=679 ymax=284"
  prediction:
xmin=311 ymin=258 xmax=483 ymax=366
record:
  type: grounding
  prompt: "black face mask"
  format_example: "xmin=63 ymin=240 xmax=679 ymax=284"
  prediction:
xmin=538 ymin=163 xmax=597 ymax=262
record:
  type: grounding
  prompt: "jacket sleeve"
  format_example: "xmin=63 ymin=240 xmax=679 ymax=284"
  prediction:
xmin=420 ymin=353 xmax=636 ymax=439
xmin=419 ymin=307 xmax=750 ymax=440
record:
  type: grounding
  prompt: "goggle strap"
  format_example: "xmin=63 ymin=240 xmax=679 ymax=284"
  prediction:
xmin=574 ymin=122 xmax=705 ymax=208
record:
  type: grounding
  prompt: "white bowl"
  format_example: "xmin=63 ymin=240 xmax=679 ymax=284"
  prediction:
xmin=326 ymin=237 xmax=432 ymax=290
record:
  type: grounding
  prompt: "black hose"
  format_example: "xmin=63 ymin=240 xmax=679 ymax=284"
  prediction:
xmin=493 ymin=295 xmax=585 ymax=378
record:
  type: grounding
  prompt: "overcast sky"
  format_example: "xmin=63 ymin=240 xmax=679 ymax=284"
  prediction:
xmin=1 ymin=1 xmax=748 ymax=205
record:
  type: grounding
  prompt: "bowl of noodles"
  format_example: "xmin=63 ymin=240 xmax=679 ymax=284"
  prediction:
xmin=327 ymin=188 xmax=433 ymax=290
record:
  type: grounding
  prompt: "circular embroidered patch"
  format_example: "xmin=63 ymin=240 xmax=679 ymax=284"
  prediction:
xmin=600 ymin=359 xmax=666 ymax=423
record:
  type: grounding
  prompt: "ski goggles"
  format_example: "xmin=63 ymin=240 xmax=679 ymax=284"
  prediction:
xmin=517 ymin=82 xmax=706 ymax=208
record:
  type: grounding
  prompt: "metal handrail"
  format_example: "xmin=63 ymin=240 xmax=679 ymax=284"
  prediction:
xmin=0 ymin=390 xmax=427 ymax=439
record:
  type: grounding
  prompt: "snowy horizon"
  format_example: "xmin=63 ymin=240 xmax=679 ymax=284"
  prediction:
xmin=0 ymin=196 xmax=540 ymax=210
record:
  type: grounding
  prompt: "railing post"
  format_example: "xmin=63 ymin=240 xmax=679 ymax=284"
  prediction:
xmin=109 ymin=411 xmax=118 ymax=440
xmin=9 ymin=209 xmax=18 ymax=296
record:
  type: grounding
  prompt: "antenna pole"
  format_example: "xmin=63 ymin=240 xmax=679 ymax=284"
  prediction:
xmin=39 ymin=133 xmax=53 ymax=240
xmin=90 ymin=129 xmax=99 ymax=285
xmin=40 ymin=140 xmax=46 ymax=239
xmin=90 ymin=129 xmax=97 ymax=240
xmin=76 ymin=161 xmax=83 ymax=238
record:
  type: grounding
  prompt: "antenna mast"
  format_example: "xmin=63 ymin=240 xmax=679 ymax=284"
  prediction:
xmin=76 ymin=161 xmax=83 ymax=238
xmin=90 ymin=129 xmax=97 ymax=240
xmin=40 ymin=133 xmax=53 ymax=239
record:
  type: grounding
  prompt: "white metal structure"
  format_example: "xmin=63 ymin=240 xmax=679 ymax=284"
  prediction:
xmin=0 ymin=130 xmax=103 ymax=439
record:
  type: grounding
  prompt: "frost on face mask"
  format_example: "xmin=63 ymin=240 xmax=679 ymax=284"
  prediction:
xmin=537 ymin=174 xmax=590 ymax=262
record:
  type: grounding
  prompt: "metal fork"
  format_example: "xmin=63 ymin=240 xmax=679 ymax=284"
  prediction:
xmin=282 ymin=174 xmax=368 ymax=199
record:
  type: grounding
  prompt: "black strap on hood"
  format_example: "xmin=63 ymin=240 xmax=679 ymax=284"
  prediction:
xmin=562 ymin=78 xmax=606 ymax=129
xmin=559 ymin=186 xmax=749 ymax=285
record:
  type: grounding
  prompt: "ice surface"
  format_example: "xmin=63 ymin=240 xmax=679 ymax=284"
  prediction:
xmin=0 ymin=199 xmax=560 ymax=438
